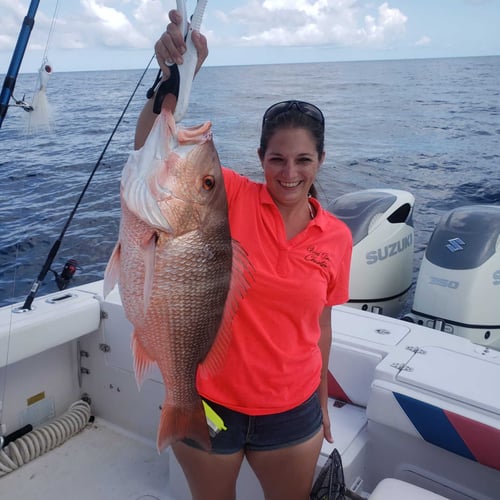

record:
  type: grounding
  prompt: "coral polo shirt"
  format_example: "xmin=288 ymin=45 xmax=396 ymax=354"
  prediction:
xmin=196 ymin=168 xmax=352 ymax=415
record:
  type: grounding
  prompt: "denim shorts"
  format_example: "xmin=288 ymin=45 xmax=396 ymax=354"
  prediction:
xmin=184 ymin=392 xmax=323 ymax=454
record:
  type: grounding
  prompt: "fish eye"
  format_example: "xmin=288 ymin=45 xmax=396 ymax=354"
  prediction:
xmin=202 ymin=175 xmax=216 ymax=190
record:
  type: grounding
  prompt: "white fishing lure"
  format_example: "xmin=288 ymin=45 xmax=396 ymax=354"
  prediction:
xmin=174 ymin=0 xmax=208 ymax=122
xmin=25 ymin=60 xmax=55 ymax=134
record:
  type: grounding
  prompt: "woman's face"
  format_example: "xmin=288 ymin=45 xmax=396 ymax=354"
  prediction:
xmin=259 ymin=127 xmax=325 ymax=209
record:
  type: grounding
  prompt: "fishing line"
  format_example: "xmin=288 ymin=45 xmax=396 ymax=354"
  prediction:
xmin=20 ymin=55 xmax=157 ymax=310
xmin=41 ymin=0 xmax=60 ymax=63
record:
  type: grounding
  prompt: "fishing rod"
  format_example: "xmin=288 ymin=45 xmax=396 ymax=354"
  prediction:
xmin=21 ymin=56 xmax=156 ymax=310
xmin=0 ymin=0 xmax=40 ymax=128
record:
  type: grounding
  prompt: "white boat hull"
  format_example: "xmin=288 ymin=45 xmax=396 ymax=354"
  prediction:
xmin=1 ymin=281 xmax=499 ymax=499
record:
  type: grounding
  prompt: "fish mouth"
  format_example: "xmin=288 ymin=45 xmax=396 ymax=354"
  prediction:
xmin=176 ymin=122 xmax=212 ymax=146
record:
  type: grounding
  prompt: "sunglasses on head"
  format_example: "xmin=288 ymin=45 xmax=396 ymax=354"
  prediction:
xmin=262 ymin=100 xmax=325 ymax=128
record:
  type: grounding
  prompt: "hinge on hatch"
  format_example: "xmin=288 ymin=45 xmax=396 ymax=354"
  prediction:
xmin=406 ymin=345 xmax=426 ymax=355
xmin=390 ymin=362 xmax=413 ymax=372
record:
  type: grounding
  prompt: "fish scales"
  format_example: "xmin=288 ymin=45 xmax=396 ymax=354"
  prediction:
xmin=143 ymin=222 xmax=233 ymax=397
xmin=113 ymin=201 xmax=154 ymax=328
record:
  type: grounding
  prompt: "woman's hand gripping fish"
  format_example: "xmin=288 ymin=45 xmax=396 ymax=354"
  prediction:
xmin=104 ymin=108 xmax=250 ymax=452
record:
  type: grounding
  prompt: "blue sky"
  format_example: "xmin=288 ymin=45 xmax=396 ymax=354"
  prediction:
xmin=1 ymin=0 xmax=499 ymax=74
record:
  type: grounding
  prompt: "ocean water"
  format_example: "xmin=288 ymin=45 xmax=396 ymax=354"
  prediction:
xmin=1 ymin=56 xmax=499 ymax=309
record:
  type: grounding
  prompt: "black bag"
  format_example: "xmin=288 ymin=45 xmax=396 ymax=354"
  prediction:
xmin=310 ymin=448 xmax=364 ymax=500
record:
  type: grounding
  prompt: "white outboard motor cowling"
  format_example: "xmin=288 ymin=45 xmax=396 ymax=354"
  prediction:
xmin=328 ymin=189 xmax=415 ymax=317
xmin=404 ymin=205 xmax=500 ymax=349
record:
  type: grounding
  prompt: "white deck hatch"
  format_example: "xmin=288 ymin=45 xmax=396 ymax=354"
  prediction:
xmin=332 ymin=307 xmax=410 ymax=348
xmin=395 ymin=346 xmax=500 ymax=416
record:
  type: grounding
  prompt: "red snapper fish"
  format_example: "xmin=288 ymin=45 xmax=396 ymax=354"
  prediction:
xmin=104 ymin=108 xmax=248 ymax=452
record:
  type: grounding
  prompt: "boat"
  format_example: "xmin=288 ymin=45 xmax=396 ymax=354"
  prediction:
xmin=1 ymin=3 xmax=499 ymax=499
xmin=1 ymin=186 xmax=499 ymax=499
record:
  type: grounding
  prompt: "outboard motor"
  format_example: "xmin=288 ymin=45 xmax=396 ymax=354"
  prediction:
xmin=403 ymin=205 xmax=500 ymax=349
xmin=328 ymin=189 xmax=415 ymax=317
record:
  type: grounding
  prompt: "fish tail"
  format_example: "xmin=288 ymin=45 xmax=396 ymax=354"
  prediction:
xmin=156 ymin=397 xmax=211 ymax=453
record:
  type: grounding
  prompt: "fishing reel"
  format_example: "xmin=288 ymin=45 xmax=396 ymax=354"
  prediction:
xmin=51 ymin=259 xmax=80 ymax=290
xmin=12 ymin=94 xmax=33 ymax=112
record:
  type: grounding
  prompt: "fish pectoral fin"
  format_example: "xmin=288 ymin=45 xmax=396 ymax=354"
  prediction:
xmin=157 ymin=398 xmax=211 ymax=454
xmin=142 ymin=233 xmax=158 ymax=313
xmin=103 ymin=242 xmax=121 ymax=298
xmin=131 ymin=331 xmax=155 ymax=389
xmin=199 ymin=239 xmax=255 ymax=378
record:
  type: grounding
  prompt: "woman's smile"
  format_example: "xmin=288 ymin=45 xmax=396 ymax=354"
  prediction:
xmin=278 ymin=179 xmax=304 ymax=189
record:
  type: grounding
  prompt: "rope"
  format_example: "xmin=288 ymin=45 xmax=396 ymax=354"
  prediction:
xmin=0 ymin=400 xmax=91 ymax=477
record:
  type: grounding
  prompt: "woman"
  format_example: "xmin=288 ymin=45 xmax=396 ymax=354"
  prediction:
xmin=136 ymin=9 xmax=352 ymax=500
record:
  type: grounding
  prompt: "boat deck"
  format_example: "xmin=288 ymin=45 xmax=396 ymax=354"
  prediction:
xmin=1 ymin=399 xmax=369 ymax=500
xmin=0 ymin=418 xmax=173 ymax=500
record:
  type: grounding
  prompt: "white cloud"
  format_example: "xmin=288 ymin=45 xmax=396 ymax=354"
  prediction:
xmin=215 ymin=0 xmax=408 ymax=49
xmin=1 ymin=0 xmax=408 ymax=60
xmin=67 ymin=0 xmax=151 ymax=48
xmin=0 ymin=0 xmax=48 ymax=50
xmin=359 ymin=2 xmax=407 ymax=44
xmin=415 ymin=35 xmax=432 ymax=47
xmin=0 ymin=0 xmax=169 ymax=53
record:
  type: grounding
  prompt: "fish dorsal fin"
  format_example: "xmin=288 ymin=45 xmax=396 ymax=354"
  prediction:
xmin=198 ymin=240 xmax=254 ymax=378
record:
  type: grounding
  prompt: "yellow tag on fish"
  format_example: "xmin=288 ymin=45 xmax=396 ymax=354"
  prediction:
xmin=202 ymin=400 xmax=227 ymax=437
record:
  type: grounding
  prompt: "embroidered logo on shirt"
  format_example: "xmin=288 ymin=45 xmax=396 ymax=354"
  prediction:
xmin=305 ymin=246 xmax=330 ymax=268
